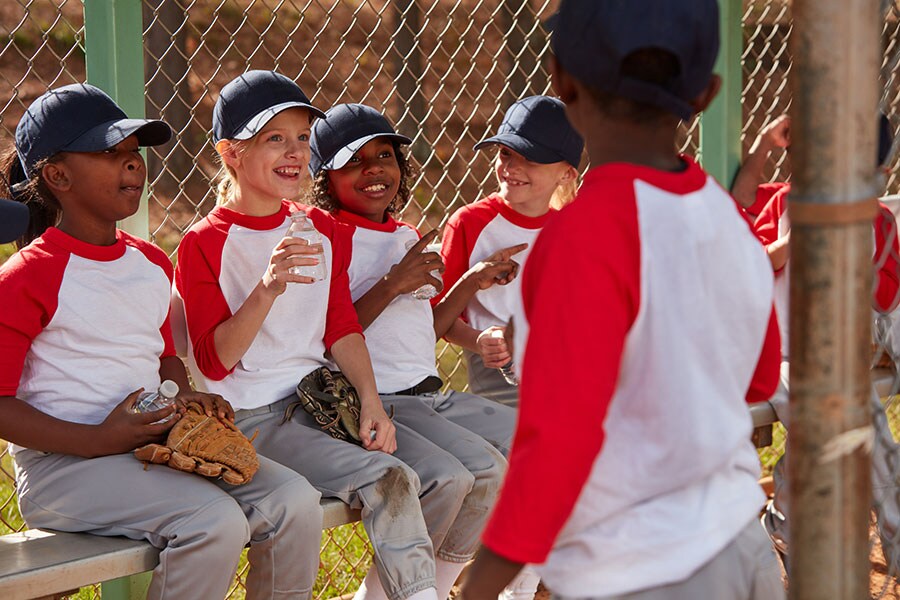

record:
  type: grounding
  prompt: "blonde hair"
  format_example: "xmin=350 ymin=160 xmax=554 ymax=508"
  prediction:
xmin=214 ymin=139 xmax=250 ymax=206
xmin=550 ymin=168 xmax=581 ymax=209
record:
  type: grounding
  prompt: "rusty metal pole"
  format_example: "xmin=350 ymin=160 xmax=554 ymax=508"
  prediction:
xmin=788 ymin=1 xmax=881 ymax=598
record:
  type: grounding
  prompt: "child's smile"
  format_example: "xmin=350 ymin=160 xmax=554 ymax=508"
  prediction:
xmin=225 ymin=107 xmax=312 ymax=211
xmin=327 ymin=138 xmax=401 ymax=223
xmin=495 ymin=146 xmax=570 ymax=213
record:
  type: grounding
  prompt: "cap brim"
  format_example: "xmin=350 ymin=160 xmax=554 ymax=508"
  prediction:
xmin=63 ymin=118 xmax=172 ymax=152
xmin=0 ymin=197 xmax=29 ymax=244
xmin=232 ymin=101 xmax=328 ymax=140
xmin=322 ymin=133 xmax=413 ymax=171
xmin=474 ymin=133 xmax=564 ymax=165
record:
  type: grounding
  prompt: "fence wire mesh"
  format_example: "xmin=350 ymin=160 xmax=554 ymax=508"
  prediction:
xmin=4 ymin=0 xmax=900 ymax=598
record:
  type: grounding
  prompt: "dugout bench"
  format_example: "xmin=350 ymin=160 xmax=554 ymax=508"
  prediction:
xmin=750 ymin=367 xmax=896 ymax=447
xmin=0 ymin=498 xmax=360 ymax=600
xmin=0 ymin=375 xmax=890 ymax=600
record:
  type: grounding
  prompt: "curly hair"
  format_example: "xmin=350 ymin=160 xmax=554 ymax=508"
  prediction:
xmin=306 ymin=141 xmax=417 ymax=216
xmin=0 ymin=147 xmax=62 ymax=248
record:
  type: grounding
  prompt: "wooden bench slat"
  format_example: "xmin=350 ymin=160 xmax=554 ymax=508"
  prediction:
xmin=0 ymin=498 xmax=361 ymax=600
xmin=0 ymin=531 xmax=159 ymax=600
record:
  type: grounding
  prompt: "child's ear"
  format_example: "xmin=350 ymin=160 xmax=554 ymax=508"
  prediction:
xmin=216 ymin=140 xmax=242 ymax=169
xmin=558 ymin=164 xmax=577 ymax=185
xmin=690 ymin=75 xmax=722 ymax=115
xmin=41 ymin=162 xmax=71 ymax=193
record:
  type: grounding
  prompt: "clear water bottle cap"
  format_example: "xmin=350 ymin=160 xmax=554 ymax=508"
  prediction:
xmin=159 ymin=380 xmax=180 ymax=399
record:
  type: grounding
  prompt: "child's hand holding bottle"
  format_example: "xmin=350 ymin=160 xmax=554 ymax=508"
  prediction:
xmin=263 ymin=235 xmax=326 ymax=293
xmin=476 ymin=325 xmax=513 ymax=369
xmin=385 ymin=229 xmax=444 ymax=298
xmin=94 ymin=388 xmax=180 ymax=455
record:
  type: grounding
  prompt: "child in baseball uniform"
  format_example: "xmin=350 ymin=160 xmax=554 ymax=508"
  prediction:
xmin=461 ymin=1 xmax=784 ymax=599
xmin=438 ymin=95 xmax=583 ymax=406
xmin=303 ymin=101 xmax=511 ymax=596
xmin=307 ymin=102 xmax=518 ymax=458
xmin=730 ymin=115 xmax=791 ymax=220
xmin=176 ymin=72 xmax=492 ymax=600
xmin=749 ymin=114 xmax=900 ymax=567
xmin=0 ymin=83 xmax=321 ymax=600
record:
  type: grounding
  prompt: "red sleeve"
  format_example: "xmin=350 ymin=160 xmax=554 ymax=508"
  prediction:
xmin=433 ymin=208 xmax=471 ymax=307
xmin=874 ymin=203 xmax=900 ymax=313
xmin=310 ymin=210 xmax=364 ymax=350
xmin=746 ymin=182 xmax=785 ymax=219
xmin=174 ymin=225 xmax=234 ymax=381
xmin=0 ymin=245 xmax=66 ymax=396
xmin=433 ymin=201 xmax=496 ymax=309
xmin=753 ymin=184 xmax=789 ymax=247
xmin=481 ymin=195 xmax=641 ymax=564
xmin=746 ymin=307 xmax=781 ymax=403
xmin=128 ymin=235 xmax=177 ymax=359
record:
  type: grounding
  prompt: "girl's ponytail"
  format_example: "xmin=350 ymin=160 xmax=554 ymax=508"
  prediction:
xmin=0 ymin=147 xmax=61 ymax=248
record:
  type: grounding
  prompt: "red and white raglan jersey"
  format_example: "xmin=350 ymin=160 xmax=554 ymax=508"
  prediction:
xmin=174 ymin=201 xmax=362 ymax=410
xmin=483 ymin=158 xmax=781 ymax=596
xmin=0 ymin=228 xmax=175 ymax=440
xmin=754 ymin=183 xmax=900 ymax=357
xmin=436 ymin=194 xmax=552 ymax=332
xmin=332 ymin=210 xmax=438 ymax=394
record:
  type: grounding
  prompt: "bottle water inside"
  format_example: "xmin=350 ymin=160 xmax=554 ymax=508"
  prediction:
xmin=133 ymin=379 xmax=180 ymax=423
xmin=288 ymin=211 xmax=327 ymax=281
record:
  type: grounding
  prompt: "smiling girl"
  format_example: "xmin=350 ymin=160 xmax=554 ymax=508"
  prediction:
xmin=176 ymin=73 xmax=480 ymax=600
xmin=438 ymin=95 xmax=583 ymax=407
xmin=307 ymin=102 xmax=512 ymax=600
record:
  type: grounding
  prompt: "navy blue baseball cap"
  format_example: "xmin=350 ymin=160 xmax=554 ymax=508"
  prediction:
xmin=15 ymin=83 xmax=171 ymax=179
xmin=309 ymin=103 xmax=412 ymax=175
xmin=212 ymin=70 xmax=326 ymax=143
xmin=0 ymin=198 xmax=29 ymax=244
xmin=474 ymin=95 xmax=583 ymax=167
xmin=549 ymin=0 xmax=720 ymax=121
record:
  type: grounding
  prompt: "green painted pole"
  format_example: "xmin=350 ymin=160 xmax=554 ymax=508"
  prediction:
xmin=83 ymin=2 xmax=152 ymax=597
xmin=700 ymin=0 xmax=743 ymax=189
xmin=83 ymin=0 xmax=150 ymax=240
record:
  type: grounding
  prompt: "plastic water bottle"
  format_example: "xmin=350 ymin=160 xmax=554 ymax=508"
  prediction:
xmin=498 ymin=361 xmax=520 ymax=386
xmin=490 ymin=329 xmax=519 ymax=385
xmin=133 ymin=380 xmax=179 ymax=422
xmin=288 ymin=211 xmax=327 ymax=281
xmin=405 ymin=239 xmax=442 ymax=300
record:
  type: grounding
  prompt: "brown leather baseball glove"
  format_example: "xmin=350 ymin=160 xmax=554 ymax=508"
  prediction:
xmin=134 ymin=401 xmax=259 ymax=485
xmin=282 ymin=367 xmax=363 ymax=444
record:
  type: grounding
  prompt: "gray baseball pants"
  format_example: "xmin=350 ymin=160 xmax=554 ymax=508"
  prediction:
xmin=378 ymin=393 xmax=508 ymax=559
xmin=465 ymin=350 xmax=520 ymax=407
xmin=235 ymin=396 xmax=490 ymax=600
xmin=391 ymin=387 xmax=517 ymax=457
xmin=551 ymin=518 xmax=784 ymax=600
xmin=14 ymin=447 xmax=322 ymax=600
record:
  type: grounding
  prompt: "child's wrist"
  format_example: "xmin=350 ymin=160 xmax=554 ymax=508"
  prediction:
xmin=380 ymin=273 xmax=403 ymax=298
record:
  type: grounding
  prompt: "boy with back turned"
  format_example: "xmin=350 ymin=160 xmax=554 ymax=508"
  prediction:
xmin=461 ymin=1 xmax=784 ymax=599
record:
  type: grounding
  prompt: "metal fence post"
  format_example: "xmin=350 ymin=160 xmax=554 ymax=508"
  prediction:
xmin=699 ymin=0 xmax=742 ymax=188
xmin=788 ymin=1 xmax=880 ymax=598
xmin=83 ymin=0 xmax=150 ymax=241
xmin=83 ymin=3 xmax=153 ymax=598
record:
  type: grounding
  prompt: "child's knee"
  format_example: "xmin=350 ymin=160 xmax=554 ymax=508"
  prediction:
xmin=269 ymin=473 xmax=324 ymax=527
xmin=190 ymin=496 xmax=252 ymax=555
xmin=419 ymin=453 xmax=475 ymax=501
xmin=474 ymin=446 xmax=507 ymax=497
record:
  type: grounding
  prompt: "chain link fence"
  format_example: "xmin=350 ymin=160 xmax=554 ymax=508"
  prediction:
xmin=4 ymin=0 xmax=900 ymax=597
